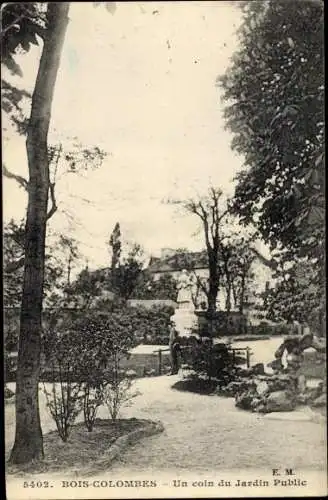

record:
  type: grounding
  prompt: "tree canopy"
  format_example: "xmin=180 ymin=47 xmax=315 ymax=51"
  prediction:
xmin=219 ymin=0 xmax=324 ymax=263
xmin=219 ymin=0 xmax=325 ymax=333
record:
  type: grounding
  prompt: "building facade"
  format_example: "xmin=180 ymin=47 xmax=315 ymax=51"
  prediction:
xmin=147 ymin=247 xmax=275 ymax=335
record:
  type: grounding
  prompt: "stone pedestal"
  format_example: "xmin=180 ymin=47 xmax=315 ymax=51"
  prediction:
xmin=172 ymin=305 xmax=197 ymax=336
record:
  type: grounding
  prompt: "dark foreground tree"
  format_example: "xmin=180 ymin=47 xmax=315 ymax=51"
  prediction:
xmin=219 ymin=0 xmax=324 ymax=258
xmin=218 ymin=0 xmax=325 ymax=333
xmin=9 ymin=2 xmax=70 ymax=465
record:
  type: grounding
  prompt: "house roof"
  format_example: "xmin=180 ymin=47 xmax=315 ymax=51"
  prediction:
xmin=148 ymin=250 xmax=208 ymax=274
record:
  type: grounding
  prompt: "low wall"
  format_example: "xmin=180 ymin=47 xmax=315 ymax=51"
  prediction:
xmin=119 ymin=350 xmax=171 ymax=377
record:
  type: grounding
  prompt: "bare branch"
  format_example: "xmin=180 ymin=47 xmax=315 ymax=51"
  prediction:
xmin=3 ymin=164 xmax=29 ymax=190
xmin=191 ymin=269 xmax=209 ymax=298
xmin=0 ymin=13 xmax=24 ymax=40
xmin=250 ymin=247 xmax=278 ymax=270
xmin=47 ymin=183 xmax=58 ymax=220
xmin=31 ymin=23 xmax=46 ymax=40
xmin=218 ymin=208 xmax=229 ymax=223
xmin=185 ymin=200 xmax=205 ymax=221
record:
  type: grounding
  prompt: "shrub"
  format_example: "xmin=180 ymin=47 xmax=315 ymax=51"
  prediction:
xmin=42 ymin=377 xmax=83 ymax=442
xmin=248 ymin=322 xmax=299 ymax=337
xmin=82 ymin=383 xmax=103 ymax=432
xmin=43 ymin=308 xmax=140 ymax=434
xmin=128 ymin=305 xmax=174 ymax=345
xmin=102 ymin=375 xmax=139 ymax=423
xmin=182 ymin=337 xmax=238 ymax=383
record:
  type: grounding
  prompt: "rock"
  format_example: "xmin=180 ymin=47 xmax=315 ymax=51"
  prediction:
xmin=254 ymin=403 xmax=267 ymax=413
xmin=296 ymin=393 xmax=311 ymax=405
xmin=267 ymin=374 xmax=295 ymax=392
xmin=219 ymin=381 xmax=241 ymax=396
xmin=250 ymin=397 xmax=262 ymax=410
xmin=146 ymin=369 xmax=156 ymax=377
xmin=237 ymin=367 xmax=253 ymax=378
xmin=256 ymin=380 xmax=269 ymax=396
xmin=297 ymin=374 xmax=307 ymax=393
xmin=264 ymin=390 xmax=296 ymax=413
xmin=235 ymin=389 xmax=258 ymax=410
xmin=267 ymin=358 xmax=283 ymax=371
xmin=251 ymin=363 xmax=265 ymax=375
xmin=312 ymin=393 xmax=327 ymax=407
xmin=308 ymin=385 xmax=323 ymax=399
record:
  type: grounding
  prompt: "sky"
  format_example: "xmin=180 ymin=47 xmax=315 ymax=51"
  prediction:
xmin=3 ymin=1 xmax=249 ymax=272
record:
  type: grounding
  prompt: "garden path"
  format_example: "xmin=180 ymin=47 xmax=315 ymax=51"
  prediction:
xmin=106 ymin=374 xmax=326 ymax=475
xmin=5 ymin=335 xmax=326 ymax=476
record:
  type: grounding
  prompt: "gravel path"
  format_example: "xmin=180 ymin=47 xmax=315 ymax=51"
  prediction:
xmin=5 ymin=337 xmax=326 ymax=476
xmin=107 ymin=375 xmax=326 ymax=475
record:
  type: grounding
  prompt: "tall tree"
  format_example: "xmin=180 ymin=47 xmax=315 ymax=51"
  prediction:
xmin=112 ymin=243 xmax=145 ymax=301
xmin=9 ymin=2 xmax=70 ymax=465
xmin=173 ymin=188 xmax=229 ymax=338
xmin=109 ymin=222 xmax=122 ymax=274
xmin=218 ymin=0 xmax=324 ymax=333
xmin=219 ymin=0 xmax=324 ymax=259
xmin=261 ymin=258 xmax=325 ymax=336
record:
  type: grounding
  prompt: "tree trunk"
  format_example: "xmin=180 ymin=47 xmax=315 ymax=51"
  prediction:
xmin=9 ymin=3 xmax=70 ymax=465
xmin=238 ymin=273 xmax=246 ymax=335
xmin=207 ymin=278 xmax=218 ymax=340
xmin=225 ymin=283 xmax=232 ymax=314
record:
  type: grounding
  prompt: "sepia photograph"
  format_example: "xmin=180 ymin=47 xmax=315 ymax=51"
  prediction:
xmin=2 ymin=1 xmax=326 ymax=499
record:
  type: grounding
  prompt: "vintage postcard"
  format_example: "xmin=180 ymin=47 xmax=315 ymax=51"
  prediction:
xmin=3 ymin=1 xmax=326 ymax=499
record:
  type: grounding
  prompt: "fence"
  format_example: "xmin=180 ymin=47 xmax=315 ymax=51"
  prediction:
xmin=153 ymin=345 xmax=252 ymax=376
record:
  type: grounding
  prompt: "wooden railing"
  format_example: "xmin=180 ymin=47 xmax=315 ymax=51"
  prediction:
xmin=153 ymin=347 xmax=171 ymax=375
xmin=153 ymin=345 xmax=252 ymax=375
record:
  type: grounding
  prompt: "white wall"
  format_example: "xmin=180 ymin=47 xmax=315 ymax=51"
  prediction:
xmin=152 ymin=257 xmax=274 ymax=318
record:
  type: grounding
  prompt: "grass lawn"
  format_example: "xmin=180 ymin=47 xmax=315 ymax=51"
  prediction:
xmin=6 ymin=418 xmax=163 ymax=477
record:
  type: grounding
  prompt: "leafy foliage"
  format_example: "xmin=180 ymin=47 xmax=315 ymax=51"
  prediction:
xmin=219 ymin=237 xmax=256 ymax=316
xmin=3 ymin=219 xmax=25 ymax=308
xmin=111 ymin=245 xmax=145 ymax=300
xmin=108 ymin=225 xmax=145 ymax=300
xmin=43 ymin=308 xmax=139 ymax=432
xmin=43 ymin=381 xmax=83 ymax=443
xmin=1 ymin=3 xmax=46 ymax=76
xmin=183 ymin=337 xmax=239 ymax=382
xmin=219 ymin=0 xmax=325 ymax=334
xmin=82 ymin=384 xmax=104 ymax=432
xmin=261 ymin=259 xmax=325 ymax=335
xmin=102 ymin=376 xmax=139 ymax=423
xmin=109 ymin=222 xmax=122 ymax=271
xmin=1 ymin=79 xmax=30 ymax=134
xmin=130 ymin=305 xmax=175 ymax=345
xmin=3 ymin=220 xmax=81 ymax=308
xmin=132 ymin=272 xmax=179 ymax=302
xmin=219 ymin=0 xmax=324 ymax=262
